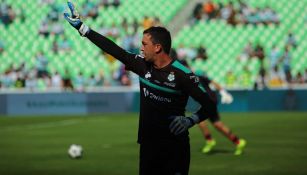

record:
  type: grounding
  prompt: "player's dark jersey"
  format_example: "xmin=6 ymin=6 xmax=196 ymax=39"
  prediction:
xmin=199 ymin=76 xmax=212 ymax=87
xmin=86 ymin=29 xmax=217 ymax=143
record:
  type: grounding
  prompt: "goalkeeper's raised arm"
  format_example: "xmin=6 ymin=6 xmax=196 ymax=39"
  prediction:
xmin=63 ymin=1 xmax=136 ymax=69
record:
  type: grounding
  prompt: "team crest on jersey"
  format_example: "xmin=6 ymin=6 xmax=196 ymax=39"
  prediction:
xmin=167 ymin=72 xmax=175 ymax=81
xmin=190 ymin=75 xmax=199 ymax=83
xmin=145 ymin=72 xmax=151 ymax=79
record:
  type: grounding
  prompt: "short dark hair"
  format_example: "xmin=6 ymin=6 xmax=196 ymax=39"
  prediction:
xmin=143 ymin=26 xmax=172 ymax=54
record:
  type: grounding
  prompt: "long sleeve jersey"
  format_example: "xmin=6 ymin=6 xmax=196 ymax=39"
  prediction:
xmin=86 ymin=29 xmax=217 ymax=143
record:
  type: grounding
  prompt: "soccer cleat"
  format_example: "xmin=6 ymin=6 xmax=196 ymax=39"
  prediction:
xmin=202 ymin=139 xmax=216 ymax=153
xmin=234 ymin=139 xmax=246 ymax=155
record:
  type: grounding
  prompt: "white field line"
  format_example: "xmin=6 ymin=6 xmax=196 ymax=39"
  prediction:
xmin=0 ymin=118 xmax=108 ymax=131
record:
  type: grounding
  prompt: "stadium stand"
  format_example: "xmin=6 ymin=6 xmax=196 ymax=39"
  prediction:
xmin=0 ymin=0 xmax=306 ymax=90
xmin=174 ymin=0 xmax=306 ymax=88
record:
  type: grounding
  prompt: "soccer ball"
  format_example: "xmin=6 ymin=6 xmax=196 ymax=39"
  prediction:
xmin=68 ymin=144 xmax=83 ymax=159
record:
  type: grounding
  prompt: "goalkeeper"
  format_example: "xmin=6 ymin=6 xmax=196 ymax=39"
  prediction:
xmin=196 ymin=74 xmax=247 ymax=155
xmin=64 ymin=1 xmax=217 ymax=175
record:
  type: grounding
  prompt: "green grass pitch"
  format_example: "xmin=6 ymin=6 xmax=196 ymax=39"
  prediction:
xmin=0 ymin=112 xmax=307 ymax=175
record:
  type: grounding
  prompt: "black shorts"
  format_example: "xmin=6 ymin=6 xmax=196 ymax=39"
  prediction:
xmin=208 ymin=111 xmax=220 ymax=123
xmin=139 ymin=138 xmax=190 ymax=175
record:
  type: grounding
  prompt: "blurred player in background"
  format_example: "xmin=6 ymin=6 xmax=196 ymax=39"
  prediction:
xmin=64 ymin=2 xmax=218 ymax=175
xmin=196 ymin=73 xmax=247 ymax=155
xmin=170 ymin=47 xmax=247 ymax=155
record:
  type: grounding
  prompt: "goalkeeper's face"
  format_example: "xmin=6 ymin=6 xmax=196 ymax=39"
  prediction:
xmin=141 ymin=34 xmax=160 ymax=62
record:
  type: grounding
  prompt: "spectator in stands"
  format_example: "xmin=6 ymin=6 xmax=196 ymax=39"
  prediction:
xmin=100 ymin=0 xmax=110 ymax=8
xmin=190 ymin=0 xmax=280 ymax=27
xmin=115 ymin=64 xmax=131 ymax=86
xmin=58 ymin=35 xmax=72 ymax=53
xmin=88 ymin=5 xmax=99 ymax=20
xmin=177 ymin=44 xmax=197 ymax=61
xmin=281 ymin=46 xmax=292 ymax=83
xmin=153 ymin=17 xmax=163 ymax=27
xmin=120 ymin=17 xmax=128 ymax=33
xmin=100 ymin=0 xmax=120 ymax=8
xmin=74 ymin=71 xmax=86 ymax=92
xmin=269 ymin=45 xmax=281 ymax=70
xmin=35 ymin=51 xmax=49 ymax=78
xmin=268 ymin=65 xmax=285 ymax=87
xmin=37 ymin=74 xmax=51 ymax=90
xmin=132 ymin=18 xmax=139 ymax=33
xmin=0 ymin=2 xmax=16 ymax=26
xmin=238 ymin=41 xmax=253 ymax=62
xmin=108 ymin=23 xmax=120 ymax=39
xmin=237 ymin=0 xmax=250 ymax=24
xmin=82 ymin=0 xmax=98 ymax=20
xmin=196 ymin=45 xmax=208 ymax=61
xmin=39 ymin=19 xmax=50 ymax=38
xmin=261 ymin=7 xmax=279 ymax=25
xmin=293 ymin=72 xmax=304 ymax=84
xmin=16 ymin=5 xmax=26 ymax=23
xmin=254 ymin=67 xmax=267 ymax=90
xmin=15 ymin=73 xmax=25 ymax=88
xmin=15 ymin=62 xmax=24 ymax=73
xmin=220 ymin=2 xmax=231 ymax=22
xmin=253 ymin=43 xmax=265 ymax=68
xmin=203 ymin=0 xmax=216 ymax=21
xmin=47 ymin=4 xmax=59 ymax=22
xmin=63 ymin=68 xmax=74 ymax=91
xmin=0 ymin=69 xmax=14 ymax=89
xmin=120 ymin=73 xmax=131 ymax=86
xmin=142 ymin=16 xmax=154 ymax=30
xmin=223 ymin=2 xmax=237 ymax=26
xmin=52 ymin=38 xmax=59 ymax=54
xmin=191 ymin=2 xmax=203 ymax=24
xmin=240 ymin=66 xmax=252 ymax=88
xmin=96 ymin=70 xmax=106 ymax=86
xmin=50 ymin=21 xmax=64 ymax=36
xmin=285 ymin=32 xmax=297 ymax=49
xmin=269 ymin=8 xmax=280 ymax=25
xmin=225 ymin=70 xmax=236 ymax=88
xmin=25 ymin=70 xmax=37 ymax=91
xmin=87 ymin=74 xmax=98 ymax=87
xmin=113 ymin=0 xmax=121 ymax=8
xmin=122 ymin=30 xmax=139 ymax=54
xmin=15 ymin=62 xmax=28 ymax=87
xmin=51 ymin=71 xmax=62 ymax=90
xmin=99 ymin=23 xmax=120 ymax=41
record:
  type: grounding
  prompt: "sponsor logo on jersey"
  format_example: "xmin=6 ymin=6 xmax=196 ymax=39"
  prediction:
xmin=167 ymin=72 xmax=175 ymax=81
xmin=163 ymin=82 xmax=176 ymax=87
xmin=145 ymin=72 xmax=151 ymax=79
xmin=143 ymin=88 xmax=172 ymax=103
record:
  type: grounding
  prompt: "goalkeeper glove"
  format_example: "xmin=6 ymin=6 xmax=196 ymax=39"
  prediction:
xmin=63 ymin=1 xmax=89 ymax=36
xmin=220 ymin=89 xmax=233 ymax=104
xmin=169 ymin=114 xmax=200 ymax=135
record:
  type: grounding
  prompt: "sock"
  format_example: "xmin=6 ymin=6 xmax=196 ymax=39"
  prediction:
xmin=205 ymin=134 xmax=212 ymax=141
xmin=228 ymin=130 xmax=240 ymax=144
